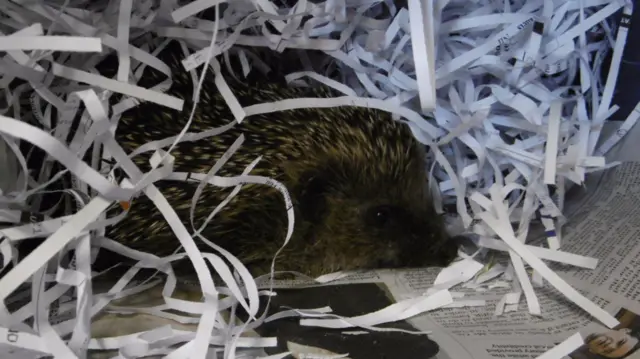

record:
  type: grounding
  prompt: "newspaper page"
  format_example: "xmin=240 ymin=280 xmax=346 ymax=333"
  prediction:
xmin=377 ymin=161 xmax=640 ymax=359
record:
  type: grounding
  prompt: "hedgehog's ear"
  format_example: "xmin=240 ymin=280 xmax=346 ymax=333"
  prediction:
xmin=296 ymin=170 xmax=330 ymax=224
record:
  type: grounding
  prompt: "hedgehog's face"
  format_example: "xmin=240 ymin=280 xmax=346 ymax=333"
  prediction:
xmin=293 ymin=171 xmax=460 ymax=276
xmin=358 ymin=201 xmax=459 ymax=269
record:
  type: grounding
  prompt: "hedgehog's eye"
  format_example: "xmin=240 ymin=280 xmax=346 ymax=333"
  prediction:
xmin=369 ymin=205 xmax=393 ymax=227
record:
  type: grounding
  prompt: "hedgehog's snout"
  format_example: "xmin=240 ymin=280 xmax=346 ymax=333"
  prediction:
xmin=437 ymin=236 xmax=463 ymax=266
xmin=428 ymin=234 xmax=478 ymax=267
xmin=393 ymin=221 xmax=464 ymax=268
xmin=451 ymin=235 xmax=477 ymax=255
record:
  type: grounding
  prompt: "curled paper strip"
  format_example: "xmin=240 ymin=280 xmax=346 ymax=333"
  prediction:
xmin=300 ymin=289 xmax=452 ymax=330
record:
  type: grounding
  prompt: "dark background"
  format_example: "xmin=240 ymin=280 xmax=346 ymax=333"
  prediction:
xmin=610 ymin=0 xmax=640 ymax=122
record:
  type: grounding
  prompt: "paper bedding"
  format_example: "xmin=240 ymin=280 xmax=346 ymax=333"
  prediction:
xmin=0 ymin=0 xmax=637 ymax=358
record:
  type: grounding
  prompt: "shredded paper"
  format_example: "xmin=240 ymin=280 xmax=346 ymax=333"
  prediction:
xmin=0 ymin=0 xmax=636 ymax=358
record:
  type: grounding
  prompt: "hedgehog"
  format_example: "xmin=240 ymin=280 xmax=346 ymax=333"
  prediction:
xmin=101 ymin=40 xmax=461 ymax=278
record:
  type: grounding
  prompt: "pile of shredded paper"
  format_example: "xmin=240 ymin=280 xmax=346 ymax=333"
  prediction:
xmin=0 ymin=0 xmax=637 ymax=357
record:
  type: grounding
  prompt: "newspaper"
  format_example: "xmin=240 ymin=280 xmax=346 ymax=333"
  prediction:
xmin=77 ymin=159 xmax=640 ymax=359
xmin=389 ymin=161 xmax=640 ymax=359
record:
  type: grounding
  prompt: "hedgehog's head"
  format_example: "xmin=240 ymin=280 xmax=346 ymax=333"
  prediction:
xmin=281 ymin=113 xmax=461 ymax=277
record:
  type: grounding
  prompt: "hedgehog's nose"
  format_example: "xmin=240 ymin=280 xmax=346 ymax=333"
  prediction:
xmin=451 ymin=235 xmax=478 ymax=255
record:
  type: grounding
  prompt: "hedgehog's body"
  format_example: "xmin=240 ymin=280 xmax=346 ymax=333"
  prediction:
xmin=104 ymin=41 xmax=458 ymax=277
